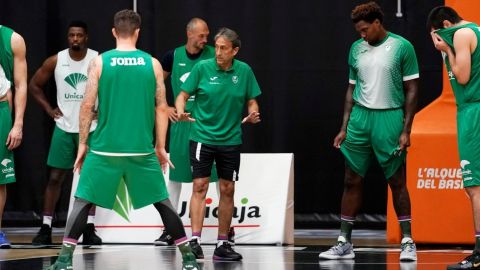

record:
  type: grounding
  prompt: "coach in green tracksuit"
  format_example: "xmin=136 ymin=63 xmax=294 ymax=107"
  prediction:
xmin=429 ymin=6 xmax=480 ymax=270
xmin=45 ymin=10 xmax=198 ymax=270
xmin=176 ymin=27 xmax=261 ymax=261
xmin=0 ymin=25 xmax=27 ymax=248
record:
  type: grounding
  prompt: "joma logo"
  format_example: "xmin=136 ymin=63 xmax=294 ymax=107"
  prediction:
xmin=110 ymin=57 xmax=146 ymax=66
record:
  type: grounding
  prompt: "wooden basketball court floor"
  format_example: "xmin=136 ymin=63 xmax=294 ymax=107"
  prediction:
xmin=0 ymin=228 xmax=472 ymax=269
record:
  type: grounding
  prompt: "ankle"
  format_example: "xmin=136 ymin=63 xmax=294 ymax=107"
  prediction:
xmin=177 ymin=241 xmax=192 ymax=255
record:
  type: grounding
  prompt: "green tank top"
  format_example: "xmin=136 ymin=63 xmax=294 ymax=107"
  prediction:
xmin=436 ymin=23 xmax=480 ymax=106
xmin=91 ymin=49 xmax=156 ymax=154
xmin=0 ymin=26 xmax=14 ymax=82
xmin=170 ymin=45 xmax=214 ymax=111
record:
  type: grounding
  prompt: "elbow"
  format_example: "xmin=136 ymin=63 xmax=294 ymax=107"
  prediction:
xmin=457 ymin=76 xmax=470 ymax=85
xmin=81 ymin=102 xmax=95 ymax=113
xmin=156 ymin=102 xmax=168 ymax=113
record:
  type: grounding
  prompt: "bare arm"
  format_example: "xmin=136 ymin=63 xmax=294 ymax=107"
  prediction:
xmin=398 ymin=78 xmax=419 ymax=151
xmin=432 ymin=28 xmax=475 ymax=84
xmin=153 ymin=57 xmax=174 ymax=170
xmin=28 ymin=55 xmax=59 ymax=117
xmin=242 ymin=99 xmax=261 ymax=124
xmin=6 ymin=32 xmax=27 ymax=150
xmin=73 ymin=56 xmax=101 ymax=172
xmin=175 ymin=91 xmax=195 ymax=121
xmin=175 ymin=91 xmax=189 ymax=115
xmin=11 ymin=32 xmax=27 ymax=129
xmin=78 ymin=56 xmax=101 ymax=144
xmin=153 ymin=58 xmax=169 ymax=149
xmin=161 ymin=69 xmax=178 ymax=122
xmin=333 ymin=83 xmax=355 ymax=148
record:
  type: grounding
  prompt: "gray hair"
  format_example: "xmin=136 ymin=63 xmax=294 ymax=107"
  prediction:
xmin=214 ymin=27 xmax=241 ymax=49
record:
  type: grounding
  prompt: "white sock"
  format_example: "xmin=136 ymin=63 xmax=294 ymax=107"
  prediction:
xmin=216 ymin=181 xmax=221 ymax=199
xmin=87 ymin=215 xmax=95 ymax=224
xmin=43 ymin=216 xmax=53 ymax=227
xmin=191 ymin=235 xmax=201 ymax=244
xmin=337 ymin=235 xmax=347 ymax=243
xmin=217 ymin=239 xmax=228 ymax=247
xmin=167 ymin=181 xmax=182 ymax=211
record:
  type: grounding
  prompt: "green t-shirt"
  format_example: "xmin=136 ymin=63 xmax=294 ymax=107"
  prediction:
xmin=436 ymin=23 xmax=480 ymax=106
xmin=181 ymin=58 xmax=261 ymax=145
xmin=348 ymin=32 xmax=419 ymax=109
xmin=91 ymin=49 xmax=156 ymax=154
xmin=171 ymin=45 xmax=214 ymax=112
xmin=0 ymin=26 xmax=14 ymax=82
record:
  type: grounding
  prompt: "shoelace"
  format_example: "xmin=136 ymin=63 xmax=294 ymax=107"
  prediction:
xmin=401 ymin=242 xmax=415 ymax=252
xmin=223 ymin=242 xmax=235 ymax=252
xmin=328 ymin=241 xmax=347 ymax=253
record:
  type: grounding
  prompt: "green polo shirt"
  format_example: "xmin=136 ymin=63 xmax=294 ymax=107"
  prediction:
xmin=181 ymin=58 xmax=261 ymax=145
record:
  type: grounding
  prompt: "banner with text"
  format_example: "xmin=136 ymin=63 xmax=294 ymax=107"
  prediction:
xmin=69 ymin=153 xmax=294 ymax=244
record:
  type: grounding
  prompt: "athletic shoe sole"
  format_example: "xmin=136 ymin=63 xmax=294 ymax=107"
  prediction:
xmin=318 ymin=253 xmax=355 ymax=260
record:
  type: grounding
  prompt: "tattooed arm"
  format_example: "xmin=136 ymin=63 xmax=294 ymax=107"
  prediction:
xmin=152 ymin=57 xmax=173 ymax=171
xmin=74 ymin=56 xmax=102 ymax=172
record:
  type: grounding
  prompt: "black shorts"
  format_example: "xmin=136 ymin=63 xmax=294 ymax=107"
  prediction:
xmin=189 ymin=140 xmax=240 ymax=181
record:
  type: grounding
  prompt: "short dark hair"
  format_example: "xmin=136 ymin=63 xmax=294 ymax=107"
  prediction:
xmin=215 ymin=27 xmax=241 ymax=49
xmin=351 ymin=2 xmax=384 ymax=24
xmin=427 ymin=6 xmax=463 ymax=30
xmin=68 ymin=20 xmax=88 ymax=34
xmin=113 ymin=9 xmax=141 ymax=37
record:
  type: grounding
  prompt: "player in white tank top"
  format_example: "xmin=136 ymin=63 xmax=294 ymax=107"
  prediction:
xmin=28 ymin=21 xmax=102 ymax=246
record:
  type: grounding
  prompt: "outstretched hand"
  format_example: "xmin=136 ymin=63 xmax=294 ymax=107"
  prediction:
xmin=176 ymin=112 xmax=196 ymax=122
xmin=168 ymin=107 xmax=178 ymax=123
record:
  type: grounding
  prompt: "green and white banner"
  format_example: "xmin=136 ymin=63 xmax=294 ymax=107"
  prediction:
xmin=68 ymin=154 xmax=294 ymax=244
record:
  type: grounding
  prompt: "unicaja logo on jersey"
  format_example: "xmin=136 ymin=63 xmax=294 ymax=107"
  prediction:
xmin=1 ymin=159 xmax=11 ymax=167
xmin=461 ymin=160 xmax=470 ymax=169
xmin=110 ymin=57 xmax=146 ymax=66
xmin=64 ymin=73 xmax=87 ymax=90
xmin=448 ymin=71 xmax=456 ymax=81
xmin=64 ymin=73 xmax=87 ymax=101
xmin=1 ymin=158 xmax=13 ymax=175
xmin=180 ymin=72 xmax=190 ymax=83
xmin=460 ymin=160 xmax=472 ymax=181
xmin=232 ymin=76 xmax=239 ymax=84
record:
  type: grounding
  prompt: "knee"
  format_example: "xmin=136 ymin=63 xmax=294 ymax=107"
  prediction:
xmin=465 ymin=186 xmax=480 ymax=199
xmin=343 ymin=172 xmax=362 ymax=191
xmin=48 ymin=175 xmax=64 ymax=187
xmin=48 ymin=169 xmax=67 ymax=187
xmin=220 ymin=182 xmax=235 ymax=198
xmin=192 ymin=181 xmax=209 ymax=196
xmin=388 ymin=180 xmax=408 ymax=194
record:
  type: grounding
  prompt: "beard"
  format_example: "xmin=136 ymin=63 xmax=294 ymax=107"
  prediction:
xmin=71 ymin=44 xmax=81 ymax=51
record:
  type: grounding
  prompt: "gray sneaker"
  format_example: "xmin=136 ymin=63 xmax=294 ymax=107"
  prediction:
xmin=399 ymin=238 xmax=417 ymax=261
xmin=319 ymin=239 xmax=355 ymax=260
